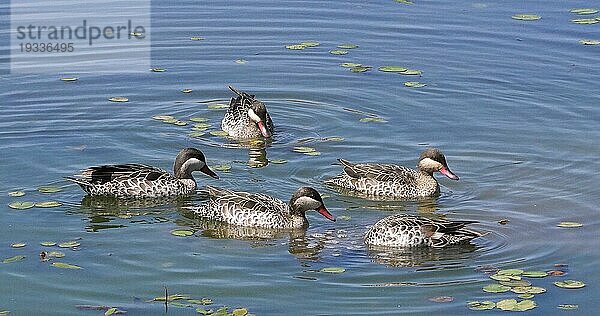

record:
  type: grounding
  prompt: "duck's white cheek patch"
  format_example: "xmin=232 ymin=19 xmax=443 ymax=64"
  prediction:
xmin=293 ymin=196 xmax=321 ymax=210
xmin=419 ymin=157 xmax=441 ymax=170
xmin=180 ymin=158 xmax=205 ymax=172
xmin=248 ymin=109 xmax=262 ymax=123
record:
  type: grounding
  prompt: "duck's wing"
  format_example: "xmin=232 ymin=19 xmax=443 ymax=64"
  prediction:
xmin=228 ymin=86 xmax=256 ymax=110
xmin=338 ymin=159 xmax=415 ymax=183
xmin=411 ymin=215 xmax=483 ymax=248
xmin=206 ymin=186 xmax=288 ymax=213
xmin=67 ymin=163 xmax=170 ymax=185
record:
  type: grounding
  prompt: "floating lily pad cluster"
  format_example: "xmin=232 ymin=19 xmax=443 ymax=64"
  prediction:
xmin=3 ymin=239 xmax=82 ymax=269
xmin=511 ymin=14 xmax=541 ymax=21
xmin=378 ymin=66 xmax=426 ymax=87
xmin=150 ymin=293 xmax=253 ymax=316
xmin=470 ymin=265 xmax=585 ymax=311
xmin=7 ymin=186 xmax=64 ymax=210
xmin=152 ymin=115 xmax=188 ymax=126
xmin=293 ymin=146 xmax=321 ymax=156
xmin=285 ymin=41 xmax=321 ymax=50
xmin=570 ymin=8 xmax=600 ymax=24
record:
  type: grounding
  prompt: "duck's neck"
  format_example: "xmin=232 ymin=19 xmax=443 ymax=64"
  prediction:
xmin=289 ymin=206 xmax=310 ymax=228
xmin=175 ymin=168 xmax=195 ymax=180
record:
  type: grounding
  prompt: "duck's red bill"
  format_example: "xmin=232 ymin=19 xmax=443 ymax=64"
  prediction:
xmin=440 ymin=166 xmax=459 ymax=180
xmin=257 ymin=121 xmax=271 ymax=138
xmin=317 ymin=205 xmax=335 ymax=222
xmin=201 ymin=165 xmax=219 ymax=179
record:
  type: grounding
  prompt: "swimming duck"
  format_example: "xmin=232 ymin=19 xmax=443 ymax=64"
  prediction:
xmin=66 ymin=148 xmax=219 ymax=198
xmin=188 ymin=186 xmax=335 ymax=229
xmin=324 ymin=148 xmax=459 ymax=198
xmin=364 ymin=214 xmax=483 ymax=248
xmin=221 ymin=86 xmax=274 ymax=139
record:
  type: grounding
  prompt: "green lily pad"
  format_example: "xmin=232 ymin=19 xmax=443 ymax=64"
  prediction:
xmin=188 ymin=131 xmax=206 ymax=138
xmin=40 ymin=241 xmax=56 ymax=247
xmin=3 ymin=255 xmax=26 ymax=264
xmin=152 ymin=115 xmax=175 ymax=121
xmin=496 ymin=299 xmax=517 ymax=311
xmin=196 ymin=308 xmax=213 ymax=315
xmin=522 ymin=271 xmax=548 ymax=278
xmin=300 ymin=41 xmax=320 ymax=47
xmin=153 ymin=294 xmax=190 ymax=301
xmin=190 ymin=117 xmax=209 ymax=123
xmin=570 ymin=8 xmax=599 ymax=15
xmin=557 ymin=304 xmax=578 ymax=310
xmin=293 ymin=146 xmax=317 ymax=153
xmin=108 ymin=97 xmax=129 ymax=102
xmin=187 ymin=298 xmax=213 ymax=305
xmin=58 ymin=241 xmax=80 ymax=248
xmin=483 ymin=284 xmax=511 ymax=293
xmin=60 ymin=77 xmax=79 ymax=82
xmin=11 ymin=243 xmax=26 ymax=248
xmin=512 ymin=14 xmax=541 ymax=21
xmin=572 ymin=18 xmax=598 ymax=24
xmin=404 ymin=81 xmax=427 ymax=88
xmin=499 ymin=279 xmax=531 ymax=287
xmin=270 ymin=159 xmax=287 ymax=164
xmin=512 ymin=300 xmax=536 ymax=311
xmin=304 ymin=151 xmax=321 ymax=156
xmin=395 ymin=0 xmax=413 ymax=4
xmin=52 ymin=262 xmax=82 ymax=269
xmin=47 ymin=251 xmax=65 ymax=258
xmin=320 ymin=267 xmax=346 ymax=273
xmin=323 ymin=136 xmax=345 ymax=142
xmin=400 ymin=69 xmax=422 ymax=75
xmin=554 ymin=280 xmax=585 ymax=289
xmin=340 ymin=62 xmax=362 ymax=68
xmin=557 ymin=221 xmax=583 ymax=228
xmin=35 ymin=201 xmax=63 ymax=208
xmin=181 ymin=89 xmax=193 ymax=93
xmin=518 ymin=294 xmax=534 ymax=299
xmin=210 ymin=130 xmax=229 ymax=137
xmin=171 ymin=120 xmax=188 ymax=126
xmin=497 ymin=269 xmax=524 ymax=276
xmin=38 ymin=186 xmax=62 ymax=193
xmin=489 ymin=274 xmax=512 ymax=281
xmin=213 ymin=164 xmax=232 ymax=172
xmin=579 ymin=39 xmax=600 ymax=45
xmin=329 ymin=49 xmax=348 ymax=55
xmin=150 ymin=68 xmax=166 ymax=72
xmin=378 ymin=66 xmax=408 ymax=73
xmin=104 ymin=308 xmax=118 ymax=316
xmin=171 ymin=229 xmax=194 ymax=237
xmin=232 ymin=308 xmax=248 ymax=316
xmin=235 ymin=59 xmax=247 ymax=64
xmin=285 ymin=44 xmax=306 ymax=50
xmin=207 ymin=103 xmax=229 ymax=109
xmin=511 ymin=286 xmax=546 ymax=294
xmin=351 ymin=66 xmax=371 ymax=73
xmin=8 ymin=201 xmax=35 ymax=210
xmin=359 ymin=117 xmax=387 ymax=123
xmin=8 ymin=191 xmax=25 ymax=197
xmin=337 ymin=43 xmax=358 ymax=49
xmin=190 ymin=37 xmax=204 ymax=41
xmin=467 ymin=301 xmax=495 ymax=311
xmin=192 ymin=123 xmax=211 ymax=130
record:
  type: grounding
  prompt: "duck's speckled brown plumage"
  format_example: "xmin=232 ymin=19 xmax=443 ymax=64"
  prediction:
xmin=364 ymin=214 xmax=483 ymax=248
xmin=221 ymin=86 xmax=274 ymax=139
xmin=188 ymin=186 xmax=334 ymax=229
xmin=324 ymin=148 xmax=458 ymax=199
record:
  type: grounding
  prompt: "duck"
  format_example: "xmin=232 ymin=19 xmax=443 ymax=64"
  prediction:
xmin=221 ymin=86 xmax=274 ymax=139
xmin=188 ymin=186 xmax=335 ymax=229
xmin=324 ymin=148 xmax=459 ymax=199
xmin=66 ymin=148 xmax=219 ymax=198
xmin=364 ymin=214 xmax=483 ymax=248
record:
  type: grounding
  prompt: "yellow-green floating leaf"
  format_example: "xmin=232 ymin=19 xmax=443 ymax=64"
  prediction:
xmin=554 ymin=280 xmax=585 ymax=289
xmin=340 ymin=62 xmax=362 ymax=68
xmin=108 ymin=97 xmax=129 ymax=102
xmin=189 ymin=131 xmax=206 ymax=138
xmin=572 ymin=18 xmax=598 ymax=24
xmin=400 ymin=69 xmax=422 ymax=75
xmin=483 ymin=284 xmax=511 ymax=293
xmin=499 ymin=279 xmax=531 ymax=287
xmin=518 ymin=294 xmax=534 ymax=299
xmin=522 ymin=271 xmax=547 ymax=278
xmin=300 ymin=41 xmax=320 ymax=47
xmin=38 ymin=186 xmax=62 ymax=193
xmin=570 ymin=8 xmax=599 ymax=15
xmin=187 ymin=298 xmax=213 ymax=305
xmin=359 ymin=117 xmax=387 ymax=123
xmin=329 ymin=49 xmax=348 ymax=55
xmin=190 ymin=37 xmax=204 ymax=41
xmin=207 ymin=103 xmax=229 ymax=109
xmin=320 ymin=267 xmax=345 ymax=273
xmin=47 ymin=251 xmax=65 ymax=258
xmin=190 ymin=117 xmax=209 ymax=122
xmin=104 ymin=307 xmax=118 ymax=316
xmin=171 ymin=229 xmax=194 ymax=237
xmin=378 ymin=66 xmax=408 ymax=73
xmin=511 ymin=286 xmax=546 ymax=294
xmin=557 ymin=221 xmax=583 ymax=228
xmin=232 ymin=308 xmax=248 ymax=316
xmin=213 ymin=164 xmax=232 ymax=172
xmin=152 ymin=115 xmax=175 ymax=121
xmin=351 ymin=66 xmax=371 ymax=73
xmin=404 ymin=81 xmax=426 ymax=88
xmin=60 ymin=77 xmax=78 ymax=82
xmin=40 ymin=241 xmax=56 ymax=247
xmin=58 ymin=241 xmax=80 ymax=248
xmin=210 ymin=130 xmax=229 ymax=137
xmin=150 ymin=68 xmax=166 ymax=72
xmin=304 ymin=151 xmax=321 ymax=156
xmin=3 ymin=255 xmax=26 ymax=264
xmin=192 ymin=123 xmax=211 ymax=130
xmin=8 ymin=201 xmax=35 ymax=210
xmin=11 ymin=243 xmax=26 ymax=248
xmin=395 ymin=0 xmax=413 ymax=4
xmin=270 ymin=159 xmax=287 ymax=164
xmin=497 ymin=268 xmax=524 ymax=276
xmin=323 ymin=136 xmax=344 ymax=142
xmin=512 ymin=14 xmax=541 ymax=21
xmin=467 ymin=301 xmax=495 ymax=311
xmin=35 ymin=201 xmax=63 ymax=208
xmin=235 ymin=59 xmax=247 ymax=64
xmin=557 ymin=304 xmax=578 ymax=310
xmin=293 ymin=146 xmax=317 ymax=153
xmin=579 ymin=39 xmax=600 ymax=45
xmin=181 ymin=89 xmax=193 ymax=93
xmin=285 ymin=44 xmax=306 ymax=50
xmin=8 ymin=191 xmax=25 ymax=197
xmin=153 ymin=294 xmax=190 ymax=301
xmin=52 ymin=262 xmax=82 ymax=269
xmin=337 ymin=43 xmax=358 ymax=49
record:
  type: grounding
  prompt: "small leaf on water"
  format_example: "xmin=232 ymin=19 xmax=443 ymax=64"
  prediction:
xmin=557 ymin=221 xmax=583 ymax=228
xmin=213 ymin=164 xmax=232 ymax=172
xmin=511 ymin=286 xmax=546 ymax=294
xmin=320 ymin=267 xmax=346 ymax=273
xmin=490 ymin=274 xmax=512 ymax=281
xmin=299 ymin=41 xmax=320 ymax=47
xmin=40 ymin=241 xmax=56 ymax=247
xmin=400 ymin=69 xmax=422 ymax=75
xmin=170 ymin=302 xmax=191 ymax=308
xmin=153 ymin=294 xmax=190 ymax=301
xmin=171 ymin=229 xmax=194 ymax=237
xmin=171 ymin=120 xmax=188 ymax=126
xmin=467 ymin=301 xmax=495 ymax=311
xmin=378 ymin=66 xmax=408 ymax=73
xmin=8 ymin=191 xmax=25 ymax=197
xmin=152 ymin=115 xmax=175 ymax=121
xmin=104 ymin=307 xmax=117 ymax=316
xmin=235 ymin=59 xmax=247 ymax=64
xmin=304 ymin=151 xmax=321 ymax=156
xmin=150 ymin=68 xmax=166 ymax=72
xmin=187 ymin=298 xmax=213 ymax=305
xmin=513 ymin=300 xmax=536 ymax=311
xmin=554 ymin=280 xmax=585 ymax=289
xmin=557 ymin=304 xmax=578 ymax=310
xmin=60 ymin=77 xmax=79 ymax=82
xmin=52 ymin=262 xmax=82 ymax=269
xmin=496 ymin=299 xmax=518 ymax=311
xmin=572 ymin=18 xmax=598 ymax=24
xmin=404 ymin=81 xmax=426 ymax=88
xmin=337 ymin=43 xmax=358 ymax=49
xmin=522 ymin=271 xmax=547 ymax=278
xmin=3 ymin=255 xmax=26 ymax=264
xmin=285 ymin=44 xmax=306 ymax=50
xmin=189 ymin=131 xmax=206 ymax=138
xmin=181 ymin=89 xmax=193 ymax=93
xmin=518 ymin=293 xmax=534 ymax=299
xmin=359 ymin=117 xmax=387 ymax=123
xmin=8 ymin=201 xmax=35 ymax=210
xmin=329 ymin=49 xmax=348 ymax=55
xmin=58 ymin=241 xmax=80 ymax=248
xmin=570 ymin=8 xmax=599 ymax=15
xmin=579 ymin=39 xmax=600 ymax=45
xmin=270 ymin=159 xmax=287 ymax=164
xmin=196 ymin=308 xmax=213 ymax=315
xmin=207 ymin=103 xmax=229 ymax=109
xmin=395 ymin=0 xmax=414 ymax=4
xmin=47 ymin=251 xmax=65 ymax=258
xmin=35 ymin=201 xmax=63 ymax=208
xmin=340 ymin=62 xmax=362 ymax=68
xmin=351 ymin=66 xmax=371 ymax=73
xmin=190 ymin=117 xmax=209 ymax=122
xmin=293 ymin=146 xmax=317 ymax=153
xmin=428 ymin=296 xmax=453 ymax=303
xmin=323 ymin=136 xmax=345 ymax=142
xmin=193 ymin=123 xmax=211 ymax=130
xmin=482 ymin=284 xmax=511 ymax=293
xmin=38 ymin=186 xmax=62 ymax=193
xmin=499 ymin=279 xmax=531 ymax=287
xmin=11 ymin=243 xmax=26 ymax=248
xmin=497 ymin=268 xmax=524 ymax=276
xmin=512 ymin=14 xmax=541 ymax=21
xmin=108 ymin=97 xmax=129 ymax=102
xmin=210 ymin=130 xmax=229 ymax=137
xmin=190 ymin=37 xmax=204 ymax=41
